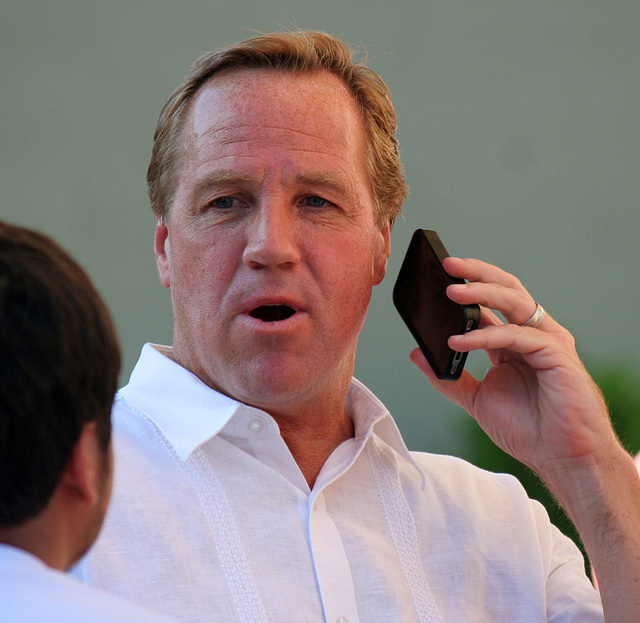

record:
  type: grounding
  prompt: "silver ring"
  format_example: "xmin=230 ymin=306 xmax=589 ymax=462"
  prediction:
xmin=522 ymin=302 xmax=546 ymax=328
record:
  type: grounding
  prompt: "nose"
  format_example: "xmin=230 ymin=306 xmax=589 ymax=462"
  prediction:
xmin=242 ymin=199 xmax=301 ymax=269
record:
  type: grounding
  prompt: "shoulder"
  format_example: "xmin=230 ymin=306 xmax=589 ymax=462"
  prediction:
xmin=411 ymin=450 xmax=527 ymax=493
xmin=408 ymin=450 xmax=553 ymax=531
xmin=0 ymin=557 xmax=175 ymax=623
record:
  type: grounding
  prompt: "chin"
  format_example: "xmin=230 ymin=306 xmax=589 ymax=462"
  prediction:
xmin=243 ymin=376 xmax=309 ymax=405
xmin=235 ymin=369 xmax=317 ymax=411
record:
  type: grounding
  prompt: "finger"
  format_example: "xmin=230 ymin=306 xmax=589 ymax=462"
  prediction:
xmin=448 ymin=281 xmax=542 ymax=327
xmin=409 ymin=347 xmax=480 ymax=414
xmin=444 ymin=258 xmax=557 ymax=330
xmin=449 ymin=323 xmax=574 ymax=368
xmin=443 ymin=257 xmax=537 ymax=325
xmin=443 ymin=256 xmax=525 ymax=289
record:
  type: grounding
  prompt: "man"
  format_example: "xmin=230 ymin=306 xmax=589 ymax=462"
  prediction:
xmin=0 ymin=221 xmax=176 ymax=622
xmin=76 ymin=32 xmax=640 ymax=621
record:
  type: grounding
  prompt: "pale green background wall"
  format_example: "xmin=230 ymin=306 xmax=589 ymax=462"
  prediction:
xmin=2 ymin=1 xmax=639 ymax=455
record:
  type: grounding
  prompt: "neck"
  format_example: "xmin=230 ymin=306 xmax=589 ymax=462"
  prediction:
xmin=0 ymin=512 xmax=73 ymax=571
xmin=276 ymin=403 xmax=355 ymax=489
xmin=262 ymin=365 xmax=357 ymax=489
xmin=162 ymin=343 xmax=359 ymax=488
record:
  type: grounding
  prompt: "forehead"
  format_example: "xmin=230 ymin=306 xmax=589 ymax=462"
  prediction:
xmin=178 ymin=68 xmax=369 ymax=176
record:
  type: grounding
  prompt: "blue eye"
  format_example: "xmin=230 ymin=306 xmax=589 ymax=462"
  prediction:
xmin=213 ymin=196 xmax=236 ymax=209
xmin=304 ymin=196 xmax=327 ymax=208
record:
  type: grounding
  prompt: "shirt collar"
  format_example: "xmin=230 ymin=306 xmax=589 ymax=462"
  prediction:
xmin=347 ymin=378 xmax=426 ymax=488
xmin=119 ymin=344 xmax=426 ymax=484
xmin=118 ymin=344 xmax=242 ymax=461
xmin=0 ymin=544 xmax=46 ymax=569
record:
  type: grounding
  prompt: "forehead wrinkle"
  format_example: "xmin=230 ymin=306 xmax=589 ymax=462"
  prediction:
xmin=196 ymin=122 xmax=349 ymax=151
xmin=179 ymin=73 xmax=371 ymax=206
xmin=186 ymin=130 xmax=358 ymax=172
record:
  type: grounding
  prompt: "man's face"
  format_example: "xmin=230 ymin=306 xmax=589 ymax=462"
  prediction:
xmin=154 ymin=68 xmax=390 ymax=418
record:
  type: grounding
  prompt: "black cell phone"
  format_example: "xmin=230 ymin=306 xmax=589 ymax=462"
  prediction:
xmin=393 ymin=229 xmax=480 ymax=381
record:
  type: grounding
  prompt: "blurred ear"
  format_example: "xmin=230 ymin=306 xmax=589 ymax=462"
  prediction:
xmin=59 ymin=423 xmax=103 ymax=508
xmin=154 ymin=220 xmax=171 ymax=288
xmin=373 ymin=221 xmax=391 ymax=285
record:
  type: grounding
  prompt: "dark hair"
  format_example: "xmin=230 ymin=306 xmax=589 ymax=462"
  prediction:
xmin=147 ymin=31 xmax=408 ymax=228
xmin=0 ymin=221 xmax=121 ymax=526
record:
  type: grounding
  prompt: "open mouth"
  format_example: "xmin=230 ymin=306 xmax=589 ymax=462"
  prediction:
xmin=249 ymin=305 xmax=296 ymax=322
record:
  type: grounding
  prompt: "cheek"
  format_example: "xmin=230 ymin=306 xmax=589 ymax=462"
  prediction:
xmin=319 ymin=231 xmax=379 ymax=286
xmin=173 ymin=242 xmax=246 ymax=329
xmin=170 ymin=229 xmax=235 ymax=281
xmin=325 ymin=251 xmax=375 ymax=315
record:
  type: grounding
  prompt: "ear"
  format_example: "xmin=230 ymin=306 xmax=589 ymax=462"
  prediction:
xmin=59 ymin=423 xmax=104 ymax=508
xmin=154 ymin=219 xmax=171 ymax=288
xmin=372 ymin=221 xmax=391 ymax=286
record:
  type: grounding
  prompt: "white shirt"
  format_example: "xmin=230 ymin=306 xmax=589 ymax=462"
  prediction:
xmin=0 ymin=544 xmax=176 ymax=622
xmin=75 ymin=343 xmax=603 ymax=622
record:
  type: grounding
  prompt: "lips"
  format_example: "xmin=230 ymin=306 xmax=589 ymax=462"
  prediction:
xmin=249 ymin=304 xmax=296 ymax=322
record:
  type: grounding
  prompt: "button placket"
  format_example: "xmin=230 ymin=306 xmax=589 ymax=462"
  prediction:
xmin=308 ymin=489 xmax=360 ymax=623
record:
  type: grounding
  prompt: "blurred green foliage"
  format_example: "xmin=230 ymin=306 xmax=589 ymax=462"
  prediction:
xmin=458 ymin=360 xmax=640 ymax=573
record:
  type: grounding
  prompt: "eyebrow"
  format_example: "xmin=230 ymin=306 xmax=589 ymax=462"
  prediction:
xmin=191 ymin=169 xmax=253 ymax=199
xmin=191 ymin=171 xmax=255 ymax=197
xmin=294 ymin=172 xmax=354 ymax=197
xmin=192 ymin=170 xmax=355 ymax=198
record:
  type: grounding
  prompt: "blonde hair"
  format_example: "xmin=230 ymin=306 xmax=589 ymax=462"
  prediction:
xmin=147 ymin=31 xmax=407 ymax=228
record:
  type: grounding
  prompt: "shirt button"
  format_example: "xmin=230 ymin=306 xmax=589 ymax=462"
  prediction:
xmin=248 ymin=418 xmax=265 ymax=434
xmin=336 ymin=617 xmax=349 ymax=623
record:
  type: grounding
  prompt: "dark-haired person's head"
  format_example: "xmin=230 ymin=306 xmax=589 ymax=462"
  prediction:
xmin=0 ymin=220 xmax=120 ymax=568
